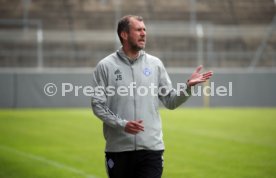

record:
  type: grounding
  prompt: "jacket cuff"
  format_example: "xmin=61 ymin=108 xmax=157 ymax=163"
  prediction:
xmin=117 ymin=119 xmax=128 ymax=129
xmin=185 ymin=82 xmax=192 ymax=96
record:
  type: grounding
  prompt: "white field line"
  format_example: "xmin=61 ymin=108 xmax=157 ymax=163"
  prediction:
xmin=0 ymin=145 xmax=99 ymax=178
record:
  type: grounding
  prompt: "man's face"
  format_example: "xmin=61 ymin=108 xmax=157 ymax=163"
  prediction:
xmin=126 ymin=18 xmax=146 ymax=51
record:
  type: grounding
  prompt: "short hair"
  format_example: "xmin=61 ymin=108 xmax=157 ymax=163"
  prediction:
xmin=117 ymin=15 xmax=143 ymax=44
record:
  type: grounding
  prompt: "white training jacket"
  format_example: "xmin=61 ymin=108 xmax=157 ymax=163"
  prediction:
xmin=91 ymin=48 xmax=191 ymax=152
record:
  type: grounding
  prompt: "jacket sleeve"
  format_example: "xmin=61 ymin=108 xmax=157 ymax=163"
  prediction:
xmin=91 ymin=63 xmax=128 ymax=129
xmin=158 ymin=62 xmax=191 ymax=110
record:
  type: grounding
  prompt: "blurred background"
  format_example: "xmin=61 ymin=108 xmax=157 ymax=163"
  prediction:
xmin=1 ymin=0 xmax=276 ymax=68
xmin=0 ymin=0 xmax=276 ymax=108
xmin=0 ymin=0 xmax=275 ymax=107
xmin=0 ymin=1 xmax=276 ymax=178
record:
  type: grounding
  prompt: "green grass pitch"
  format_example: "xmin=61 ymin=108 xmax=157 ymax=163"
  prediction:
xmin=0 ymin=108 xmax=276 ymax=178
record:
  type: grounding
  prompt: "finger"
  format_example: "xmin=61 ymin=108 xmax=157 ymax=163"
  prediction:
xmin=203 ymin=74 xmax=212 ymax=79
xmin=125 ymin=128 xmax=136 ymax=134
xmin=133 ymin=126 xmax=144 ymax=132
xmin=133 ymin=121 xmax=144 ymax=126
xmin=129 ymin=123 xmax=144 ymax=131
xmin=133 ymin=124 xmax=144 ymax=131
xmin=208 ymin=70 xmax=214 ymax=74
xmin=201 ymin=75 xmax=212 ymax=80
xmin=134 ymin=120 xmax=144 ymax=128
xmin=125 ymin=122 xmax=142 ymax=134
xmin=203 ymin=72 xmax=212 ymax=77
xmin=130 ymin=128 xmax=141 ymax=133
xmin=195 ymin=65 xmax=203 ymax=73
xmin=128 ymin=128 xmax=143 ymax=134
xmin=202 ymin=74 xmax=212 ymax=79
xmin=203 ymin=71 xmax=213 ymax=76
xmin=203 ymin=72 xmax=213 ymax=78
xmin=125 ymin=125 xmax=140 ymax=132
xmin=126 ymin=122 xmax=139 ymax=130
xmin=129 ymin=123 xmax=143 ymax=129
xmin=202 ymin=75 xmax=211 ymax=79
xmin=203 ymin=71 xmax=213 ymax=77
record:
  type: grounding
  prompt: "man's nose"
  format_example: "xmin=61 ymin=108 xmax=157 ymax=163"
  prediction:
xmin=141 ymin=30 xmax=146 ymax=36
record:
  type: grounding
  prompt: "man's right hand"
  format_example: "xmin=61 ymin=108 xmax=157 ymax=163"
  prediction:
xmin=124 ymin=120 xmax=144 ymax=134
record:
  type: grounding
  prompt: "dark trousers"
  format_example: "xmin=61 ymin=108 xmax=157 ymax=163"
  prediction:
xmin=105 ymin=150 xmax=164 ymax=178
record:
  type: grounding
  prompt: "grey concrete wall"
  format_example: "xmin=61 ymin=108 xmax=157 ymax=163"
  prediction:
xmin=171 ymin=72 xmax=276 ymax=107
xmin=0 ymin=71 xmax=276 ymax=108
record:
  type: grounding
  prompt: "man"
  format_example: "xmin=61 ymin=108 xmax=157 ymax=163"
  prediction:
xmin=91 ymin=15 xmax=213 ymax=178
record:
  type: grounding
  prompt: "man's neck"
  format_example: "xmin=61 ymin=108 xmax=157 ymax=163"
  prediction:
xmin=122 ymin=46 xmax=140 ymax=61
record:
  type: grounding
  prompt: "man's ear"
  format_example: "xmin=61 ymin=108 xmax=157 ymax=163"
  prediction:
xmin=121 ymin=31 xmax=128 ymax=41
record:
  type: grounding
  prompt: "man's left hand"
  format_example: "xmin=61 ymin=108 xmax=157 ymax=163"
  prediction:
xmin=187 ymin=65 xmax=213 ymax=87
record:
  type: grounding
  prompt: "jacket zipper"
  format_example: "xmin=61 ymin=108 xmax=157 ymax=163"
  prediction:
xmin=130 ymin=64 xmax=137 ymax=150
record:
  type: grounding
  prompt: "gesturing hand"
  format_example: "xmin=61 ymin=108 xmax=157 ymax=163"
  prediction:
xmin=125 ymin=120 xmax=144 ymax=135
xmin=187 ymin=65 xmax=213 ymax=87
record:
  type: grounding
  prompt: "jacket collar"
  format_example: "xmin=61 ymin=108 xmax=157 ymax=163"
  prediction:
xmin=117 ymin=47 xmax=145 ymax=64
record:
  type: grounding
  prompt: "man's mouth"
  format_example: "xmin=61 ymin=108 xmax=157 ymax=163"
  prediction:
xmin=139 ymin=39 xmax=145 ymax=43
